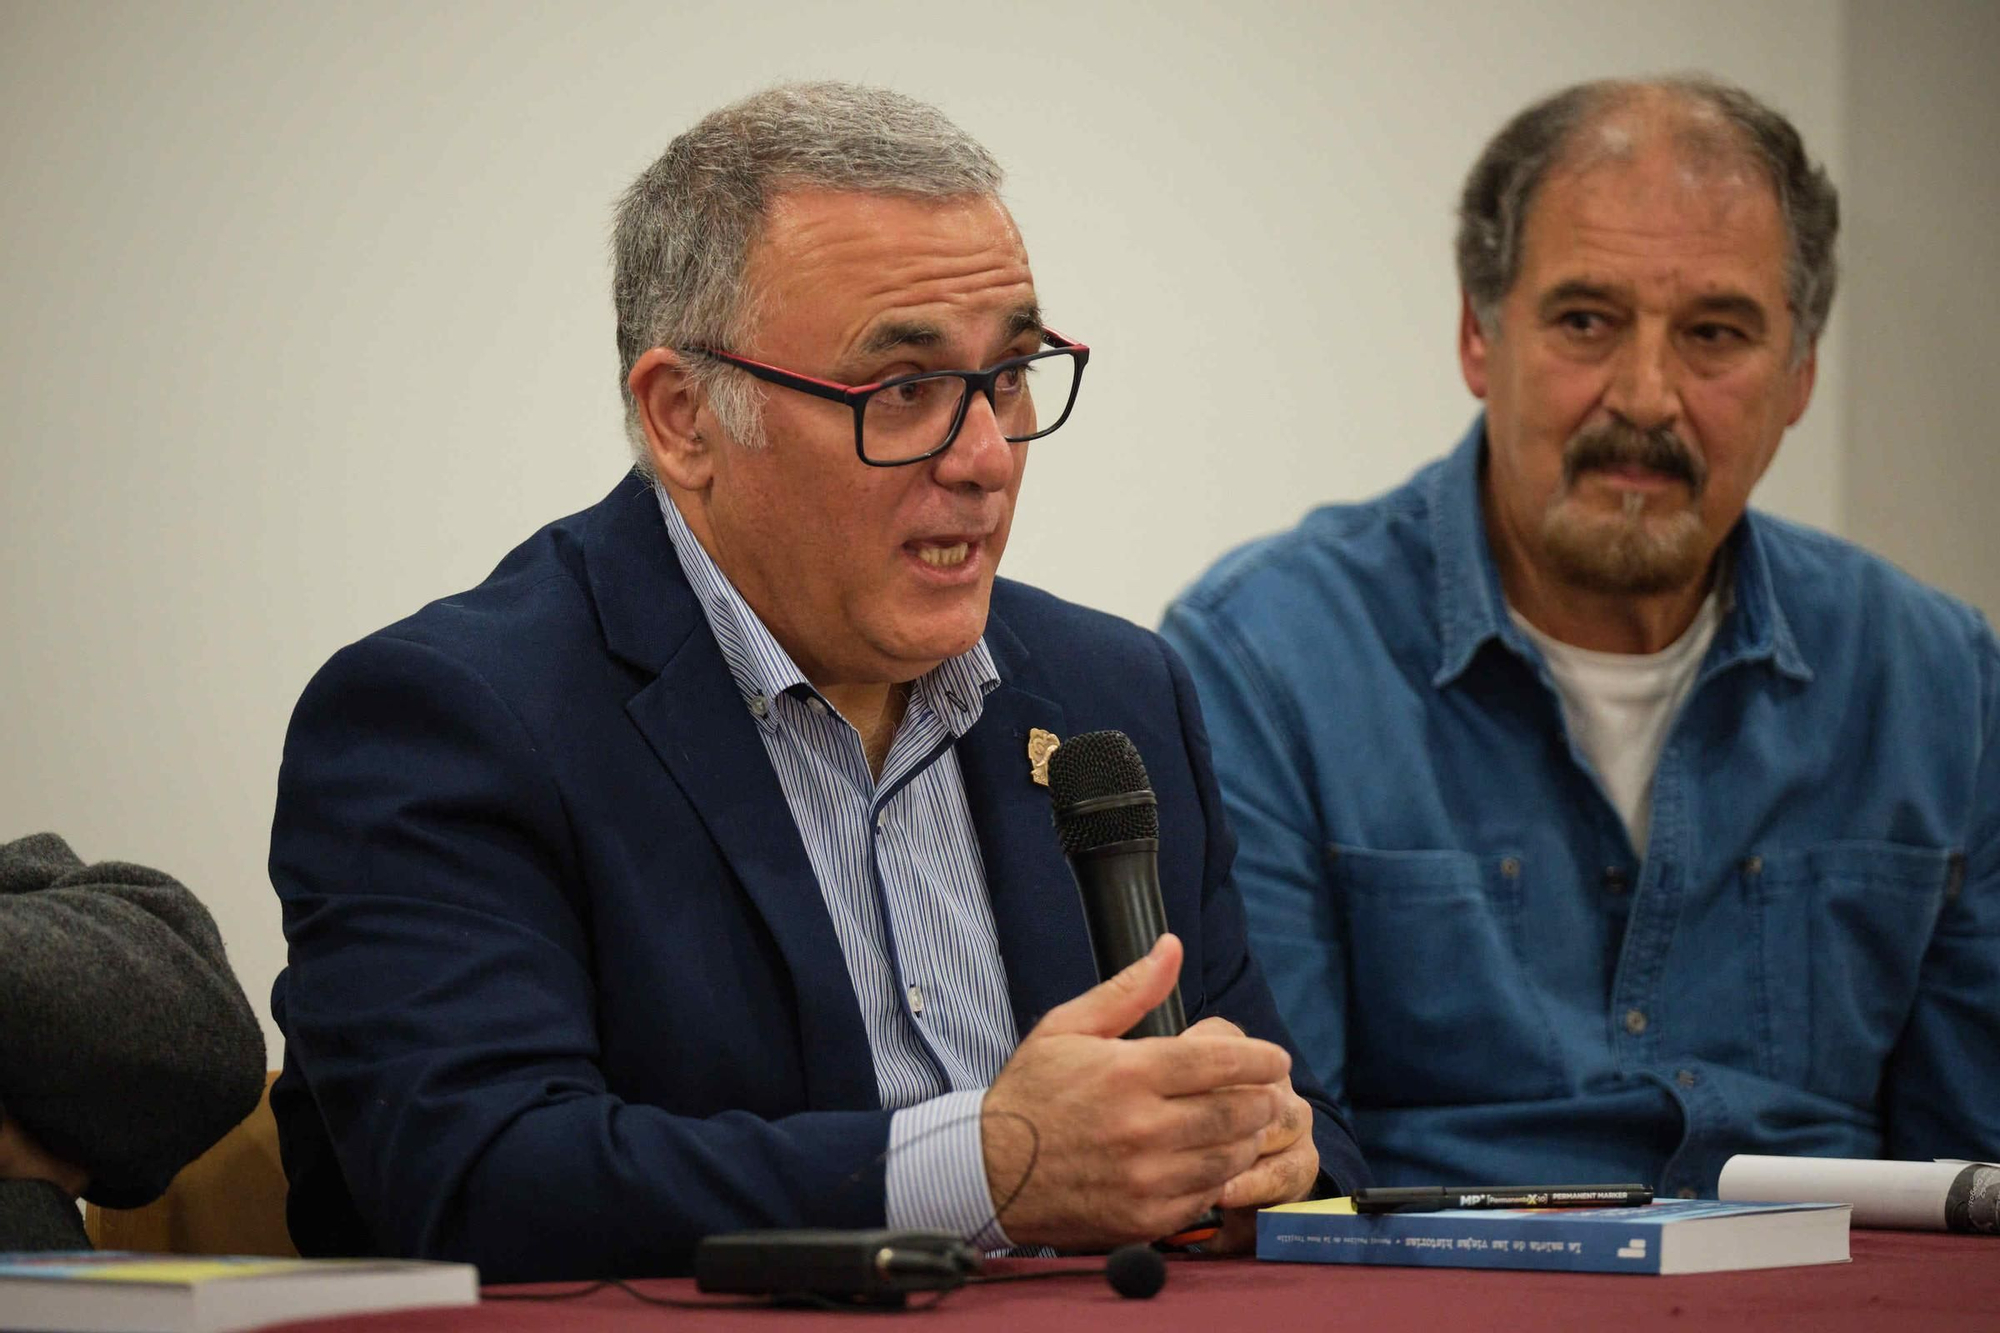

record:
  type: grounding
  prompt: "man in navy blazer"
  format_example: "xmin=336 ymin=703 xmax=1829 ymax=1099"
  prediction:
xmin=269 ymin=82 xmax=1366 ymax=1281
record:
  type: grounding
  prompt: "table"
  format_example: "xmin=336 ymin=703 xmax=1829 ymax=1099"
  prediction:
xmin=257 ymin=1231 xmax=1996 ymax=1333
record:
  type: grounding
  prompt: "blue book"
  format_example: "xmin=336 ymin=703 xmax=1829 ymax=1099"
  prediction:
xmin=1257 ymin=1198 xmax=1850 ymax=1274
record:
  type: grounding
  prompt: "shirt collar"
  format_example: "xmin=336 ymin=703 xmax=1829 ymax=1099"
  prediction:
xmin=653 ymin=487 xmax=1000 ymax=736
xmin=1429 ymin=414 xmax=1811 ymax=689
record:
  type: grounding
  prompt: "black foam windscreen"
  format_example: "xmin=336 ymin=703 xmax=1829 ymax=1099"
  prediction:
xmin=1104 ymin=1243 xmax=1168 ymax=1298
xmin=1047 ymin=730 xmax=1159 ymax=853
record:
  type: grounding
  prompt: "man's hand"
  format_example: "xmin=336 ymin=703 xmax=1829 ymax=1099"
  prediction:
xmin=0 ymin=1114 xmax=88 ymax=1198
xmin=980 ymin=934 xmax=1291 ymax=1250
xmin=1181 ymin=1014 xmax=1318 ymax=1253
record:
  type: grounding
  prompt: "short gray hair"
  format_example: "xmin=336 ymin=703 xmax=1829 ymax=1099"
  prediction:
xmin=612 ymin=82 xmax=1005 ymax=473
xmin=1455 ymin=75 xmax=1839 ymax=361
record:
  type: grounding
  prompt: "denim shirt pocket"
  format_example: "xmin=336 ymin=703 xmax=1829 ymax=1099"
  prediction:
xmin=1742 ymin=840 xmax=1955 ymax=1101
xmin=1331 ymin=844 xmax=1567 ymax=1103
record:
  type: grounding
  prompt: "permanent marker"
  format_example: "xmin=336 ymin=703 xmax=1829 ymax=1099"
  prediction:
xmin=1352 ymin=1184 xmax=1654 ymax=1214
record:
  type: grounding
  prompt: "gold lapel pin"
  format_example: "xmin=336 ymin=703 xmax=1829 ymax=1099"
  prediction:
xmin=1028 ymin=728 xmax=1061 ymax=787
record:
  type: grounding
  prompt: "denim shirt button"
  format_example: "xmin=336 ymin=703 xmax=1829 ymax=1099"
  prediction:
xmin=1676 ymin=1068 xmax=1698 ymax=1088
xmin=1500 ymin=857 xmax=1522 ymax=878
xmin=1623 ymin=1008 xmax=1649 ymax=1036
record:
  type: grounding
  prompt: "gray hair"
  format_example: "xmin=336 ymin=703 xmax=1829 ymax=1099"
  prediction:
xmin=612 ymin=82 xmax=1005 ymax=473
xmin=1455 ymin=74 xmax=1839 ymax=361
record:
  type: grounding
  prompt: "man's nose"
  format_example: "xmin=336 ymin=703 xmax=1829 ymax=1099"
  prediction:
xmin=1604 ymin=322 xmax=1683 ymax=431
xmin=932 ymin=391 xmax=1017 ymax=492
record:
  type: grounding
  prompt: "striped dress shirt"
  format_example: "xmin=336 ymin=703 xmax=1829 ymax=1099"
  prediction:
xmin=655 ymin=489 xmax=1021 ymax=1248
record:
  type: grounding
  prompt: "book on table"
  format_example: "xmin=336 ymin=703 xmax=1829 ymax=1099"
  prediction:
xmin=0 ymin=1251 xmax=478 ymax=1332
xmin=1257 ymin=1197 xmax=1851 ymax=1275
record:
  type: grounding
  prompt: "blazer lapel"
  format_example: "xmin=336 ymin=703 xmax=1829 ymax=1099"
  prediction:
xmin=582 ymin=479 xmax=878 ymax=1111
xmin=957 ymin=610 xmax=1101 ymax=1038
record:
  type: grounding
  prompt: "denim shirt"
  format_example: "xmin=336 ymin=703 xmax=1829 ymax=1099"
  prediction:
xmin=1162 ymin=419 xmax=2000 ymax=1195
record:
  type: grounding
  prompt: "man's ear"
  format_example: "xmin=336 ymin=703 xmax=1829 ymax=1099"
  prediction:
xmin=1785 ymin=341 xmax=1818 ymax=427
xmin=628 ymin=348 xmax=714 ymax=491
xmin=1458 ymin=291 xmax=1493 ymax=401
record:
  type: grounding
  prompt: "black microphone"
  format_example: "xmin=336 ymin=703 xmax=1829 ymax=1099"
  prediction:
xmin=693 ymin=1230 xmax=1167 ymax=1303
xmin=1048 ymin=731 xmax=1223 ymax=1247
xmin=1047 ymin=730 xmax=1185 ymax=1039
xmin=694 ymin=1229 xmax=980 ymax=1305
xmin=966 ymin=1242 xmax=1168 ymax=1299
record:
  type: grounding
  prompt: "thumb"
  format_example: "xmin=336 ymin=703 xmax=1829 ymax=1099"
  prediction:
xmin=1031 ymin=933 xmax=1183 ymax=1039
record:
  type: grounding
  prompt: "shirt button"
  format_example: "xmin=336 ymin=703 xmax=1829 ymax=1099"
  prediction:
xmin=1623 ymin=1008 xmax=1649 ymax=1036
xmin=748 ymin=695 xmax=769 ymax=719
xmin=1676 ymin=1068 xmax=1698 ymax=1089
xmin=907 ymin=984 xmax=925 ymax=1016
xmin=1500 ymin=857 xmax=1522 ymax=878
xmin=875 ymin=810 xmax=887 ymax=832
xmin=1676 ymin=1187 xmax=1698 ymax=1200
xmin=1602 ymin=866 xmax=1631 ymax=894
xmin=806 ymin=696 xmax=828 ymax=717
xmin=1741 ymin=855 xmax=1764 ymax=875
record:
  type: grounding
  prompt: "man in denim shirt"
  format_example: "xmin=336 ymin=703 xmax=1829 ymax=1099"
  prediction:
xmin=1163 ymin=75 xmax=2000 ymax=1196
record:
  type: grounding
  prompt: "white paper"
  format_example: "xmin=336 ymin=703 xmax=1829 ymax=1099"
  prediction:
xmin=1717 ymin=1155 xmax=1972 ymax=1230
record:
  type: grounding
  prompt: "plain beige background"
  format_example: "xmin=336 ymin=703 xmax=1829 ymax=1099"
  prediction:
xmin=2 ymin=0 xmax=1994 ymax=1056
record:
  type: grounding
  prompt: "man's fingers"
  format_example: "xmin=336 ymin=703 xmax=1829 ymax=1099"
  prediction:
xmin=1218 ymin=1136 xmax=1320 ymax=1211
xmin=1153 ymin=1084 xmax=1281 ymax=1151
xmin=1143 ymin=1032 xmax=1291 ymax=1095
xmin=1031 ymin=933 xmax=1184 ymax=1039
xmin=1141 ymin=1137 xmax=1268 ymax=1201
xmin=1182 ymin=1014 xmax=1244 ymax=1041
xmin=1255 ymin=1089 xmax=1312 ymax=1156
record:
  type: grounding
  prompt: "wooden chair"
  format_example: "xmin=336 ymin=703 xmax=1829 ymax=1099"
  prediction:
xmin=84 ymin=1071 xmax=297 ymax=1257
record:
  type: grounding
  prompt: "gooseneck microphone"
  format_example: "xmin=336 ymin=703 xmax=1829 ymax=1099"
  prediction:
xmin=1047 ymin=730 xmax=1186 ymax=1039
xmin=967 ymin=1242 xmax=1167 ymax=1299
xmin=693 ymin=1230 xmax=1166 ymax=1303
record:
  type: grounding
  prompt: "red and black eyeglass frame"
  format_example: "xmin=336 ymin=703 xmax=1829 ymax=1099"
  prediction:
xmin=681 ymin=329 xmax=1090 ymax=467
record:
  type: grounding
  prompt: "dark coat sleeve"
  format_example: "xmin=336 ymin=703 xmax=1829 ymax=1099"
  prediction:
xmin=0 ymin=832 xmax=266 ymax=1208
xmin=270 ymin=636 xmax=895 ymax=1280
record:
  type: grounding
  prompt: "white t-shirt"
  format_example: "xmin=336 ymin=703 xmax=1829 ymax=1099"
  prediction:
xmin=1508 ymin=593 xmax=1722 ymax=855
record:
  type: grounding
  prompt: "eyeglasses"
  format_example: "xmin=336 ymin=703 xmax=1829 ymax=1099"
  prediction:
xmin=684 ymin=329 xmax=1090 ymax=467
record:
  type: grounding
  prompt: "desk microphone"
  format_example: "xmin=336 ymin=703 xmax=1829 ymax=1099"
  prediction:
xmin=693 ymin=1230 xmax=1166 ymax=1303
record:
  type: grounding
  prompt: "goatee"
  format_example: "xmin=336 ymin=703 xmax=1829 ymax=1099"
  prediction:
xmin=1540 ymin=421 xmax=1710 ymax=595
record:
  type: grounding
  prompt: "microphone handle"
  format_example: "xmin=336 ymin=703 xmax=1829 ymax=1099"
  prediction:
xmin=1067 ymin=836 xmax=1222 ymax=1245
xmin=1068 ymin=838 xmax=1185 ymax=1039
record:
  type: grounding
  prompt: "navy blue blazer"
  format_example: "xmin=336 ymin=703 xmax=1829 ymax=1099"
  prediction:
xmin=269 ymin=475 xmax=1366 ymax=1280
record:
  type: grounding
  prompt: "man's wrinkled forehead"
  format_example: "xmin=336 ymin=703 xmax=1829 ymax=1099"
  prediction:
xmin=743 ymin=187 xmax=1038 ymax=360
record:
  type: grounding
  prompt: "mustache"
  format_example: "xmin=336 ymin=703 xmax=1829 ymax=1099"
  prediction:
xmin=1562 ymin=422 xmax=1707 ymax=494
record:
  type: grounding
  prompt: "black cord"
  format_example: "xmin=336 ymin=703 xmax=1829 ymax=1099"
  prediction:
xmin=486 ymin=1278 xmax=953 ymax=1314
xmin=966 ymin=1270 xmax=1100 ymax=1286
xmin=483 ymin=1280 xmax=767 ymax=1311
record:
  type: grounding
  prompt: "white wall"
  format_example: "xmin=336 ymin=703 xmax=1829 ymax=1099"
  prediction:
xmin=1 ymin=0 xmax=1851 ymax=1054
xmin=1842 ymin=0 xmax=2000 ymax=618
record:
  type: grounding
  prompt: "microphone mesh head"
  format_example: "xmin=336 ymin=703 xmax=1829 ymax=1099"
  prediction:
xmin=1047 ymin=730 xmax=1159 ymax=853
xmin=1105 ymin=1243 xmax=1167 ymax=1299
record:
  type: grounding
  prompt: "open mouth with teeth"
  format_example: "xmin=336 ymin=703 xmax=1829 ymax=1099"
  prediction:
xmin=913 ymin=541 xmax=971 ymax=568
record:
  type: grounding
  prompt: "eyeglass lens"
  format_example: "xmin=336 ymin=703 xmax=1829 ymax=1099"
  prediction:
xmin=861 ymin=350 xmax=1079 ymax=463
